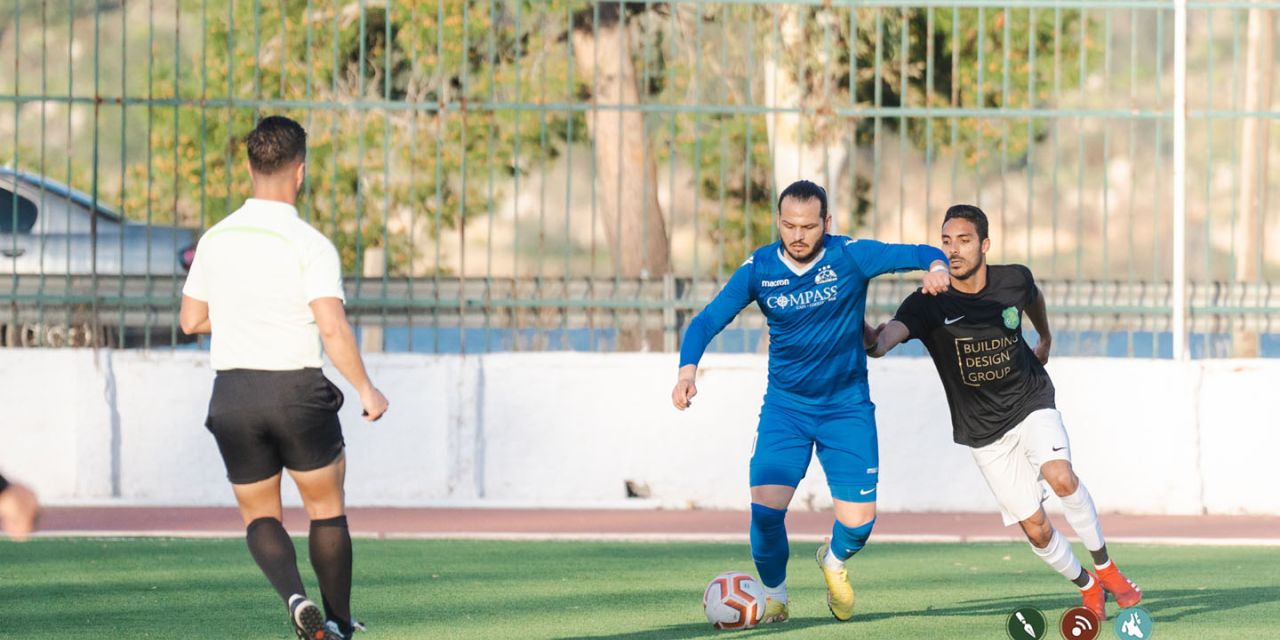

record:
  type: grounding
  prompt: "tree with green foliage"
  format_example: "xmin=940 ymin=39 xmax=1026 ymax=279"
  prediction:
xmin=124 ymin=1 xmax=1092 ymax=279
xmin=652 ymin=4 xmax=1093 ymax=273
xmin=135 ymin=0 xmax=581 ymax=275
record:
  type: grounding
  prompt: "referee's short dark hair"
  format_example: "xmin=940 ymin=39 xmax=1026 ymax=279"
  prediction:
xmin=777 ymin=180 xmax=828 ymax=219
xmin=943 ymin=204 xmax=989 ymax=241
xmin=246 ymin=115 xmax=307 ymax=175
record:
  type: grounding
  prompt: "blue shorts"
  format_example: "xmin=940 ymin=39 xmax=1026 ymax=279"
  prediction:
xmin=749 ymin=400 xmax=879 ymax=503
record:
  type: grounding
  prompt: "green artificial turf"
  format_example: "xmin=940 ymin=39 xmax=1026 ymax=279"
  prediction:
xmin=0 ymin=538 xmax=1272 ymax=639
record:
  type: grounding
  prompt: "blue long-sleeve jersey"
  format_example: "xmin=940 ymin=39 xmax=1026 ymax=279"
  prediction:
xmin=680 ymin=235 xmax=946 ymax=407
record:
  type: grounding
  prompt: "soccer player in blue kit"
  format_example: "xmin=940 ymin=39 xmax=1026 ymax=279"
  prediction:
xmin=671 ymin=180 xmax=949 ymax=623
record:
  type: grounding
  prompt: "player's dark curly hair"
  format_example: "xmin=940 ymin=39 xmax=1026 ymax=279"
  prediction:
xmin=943 ymin=204 xmax=989 ymax=241
xmin=777 ymin=180 xmax=828 ymax=219
xmin=245 ymin=115 xmax=307 ymax=175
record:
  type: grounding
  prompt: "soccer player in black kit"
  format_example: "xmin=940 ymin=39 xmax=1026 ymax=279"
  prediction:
xmin=864 ymin=205 xmax=1142 ymax=620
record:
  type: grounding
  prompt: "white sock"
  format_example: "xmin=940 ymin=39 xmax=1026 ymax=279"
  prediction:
xmin=1058 ymin=483 xmax=1106 ymax=553
xmin=822 ymin=547 xmax=845 ymax=571
xmin=1030 ymin=529 xmax=1085 ymax=583
xmin=1079 ymin=573 xmax=1095 ymax=590
xmin=1095 ymin=559 xmax=1113 ymax=570
xmin=762 ymin=579 xmax=788 ymax=603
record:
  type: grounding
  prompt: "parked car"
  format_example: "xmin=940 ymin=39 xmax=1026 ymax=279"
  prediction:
xmin=1 ymin=168 xmax=198 ymax=347
xmin=0 ymin=168 xmax=196 ymax=276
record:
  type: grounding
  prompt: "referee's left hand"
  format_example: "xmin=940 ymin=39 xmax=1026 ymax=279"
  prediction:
xmin=359 ymin=385 xmax=389 ymax=422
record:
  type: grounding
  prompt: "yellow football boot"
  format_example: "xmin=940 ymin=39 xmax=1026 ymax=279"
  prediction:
xmin=761 ymin=597 xmax=790 ymax=624
xmin=816 ymin=542 xmax=855 ymax=621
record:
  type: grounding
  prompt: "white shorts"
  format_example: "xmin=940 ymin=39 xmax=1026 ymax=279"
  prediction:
xmin=970 ymin=408 xmax=1071 ymax=526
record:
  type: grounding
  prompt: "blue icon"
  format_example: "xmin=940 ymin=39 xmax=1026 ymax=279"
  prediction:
xmin=1112 ymin=606 xmax=1153 ymax=639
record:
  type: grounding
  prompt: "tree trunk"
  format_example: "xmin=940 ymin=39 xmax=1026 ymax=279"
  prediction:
xmin=572 ymin=4 xmax=669 ymax=350
xmin=764 ymin=6 xmax=849 ymax=232
xmin=571 ymin=6 xmax=670 ymax=281
xmin=1235 ymin=7 xmax=1273 ymax=357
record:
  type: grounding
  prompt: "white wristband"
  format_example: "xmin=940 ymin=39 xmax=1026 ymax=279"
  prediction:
xmin=929 ymin=263 xmax=948 ymax=273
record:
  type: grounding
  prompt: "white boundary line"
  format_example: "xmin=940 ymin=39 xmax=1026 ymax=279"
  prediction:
xmin=37 ymin=498 xmax=686 ymax=509
xmin=28 ymin=530 xmax=1280 ymax=547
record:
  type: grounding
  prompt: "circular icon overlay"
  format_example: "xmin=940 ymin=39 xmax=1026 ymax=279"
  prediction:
xmin=1006 ymin=606 xmax=1047 ymax=640
xmin=1112 ymin=606 xmax=1154 ymax=639
xmin=1059 ymin=607 xmax=1100 ymax=640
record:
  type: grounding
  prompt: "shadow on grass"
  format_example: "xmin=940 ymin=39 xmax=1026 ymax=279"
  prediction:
xmin=560 ymin=585 xmax=1280 ymax=639
xmin=852 ymin=584 xmax=1280 ymax=623
xmin=558 ymin=616 xmax=835 ymax=640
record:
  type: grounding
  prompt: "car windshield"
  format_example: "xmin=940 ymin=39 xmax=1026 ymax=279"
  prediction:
xmin=0 ymin=169 xmax=123 ymax=223
xmin=1 ymin=188 xmax=38 ymax=233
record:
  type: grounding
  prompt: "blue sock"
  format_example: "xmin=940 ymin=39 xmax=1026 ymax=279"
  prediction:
xmin=749 ymin=503 xmax=789 ymax=588
xmin=830 ymin=518 xmax=876 ymax=562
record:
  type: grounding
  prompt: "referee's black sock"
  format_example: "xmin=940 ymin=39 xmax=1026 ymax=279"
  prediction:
xmin=245 ymin=517 xmax=307 ymax=605
xmin=309 ymin=515 xmax=353 ymax=628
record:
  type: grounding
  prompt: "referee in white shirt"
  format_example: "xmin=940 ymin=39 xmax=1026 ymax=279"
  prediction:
xmin=180 ymin=115 xmax=388 ymax=640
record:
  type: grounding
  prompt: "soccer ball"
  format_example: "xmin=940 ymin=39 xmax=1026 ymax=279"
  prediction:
xmin=702 ymin=571 xmax=766 ymax=630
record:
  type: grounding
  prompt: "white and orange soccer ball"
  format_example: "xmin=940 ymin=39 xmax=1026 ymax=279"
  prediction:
xmin=702 ymin=571 xmax=766 ymax=630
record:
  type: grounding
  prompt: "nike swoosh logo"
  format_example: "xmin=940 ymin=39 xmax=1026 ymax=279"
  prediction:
xmin=1052 ymin=445 xmax=1067 ymax=452
xmin=944 ymin=316 xmax=965 ymax=324
xmin=859 ymin=488 xmax=876 ymax=496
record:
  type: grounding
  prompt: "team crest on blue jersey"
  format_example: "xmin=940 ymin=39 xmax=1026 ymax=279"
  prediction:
xmin=815 ymin=265 xmax=837 ymax=285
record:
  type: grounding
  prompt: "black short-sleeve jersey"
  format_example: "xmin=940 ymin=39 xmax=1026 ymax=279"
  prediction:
xmin=893 ymin=264 xmax=1055 ymax=447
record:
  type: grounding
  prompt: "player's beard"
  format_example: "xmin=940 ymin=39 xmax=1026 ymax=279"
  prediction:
xmin=784 ymin=238 xmax=823 ymax=264
xmin=950 ymin=255 xmax=985 ymax=281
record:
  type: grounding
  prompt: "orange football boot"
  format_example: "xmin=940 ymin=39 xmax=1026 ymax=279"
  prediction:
xmin=1081 ymin=573 xmax=1106 ymax=620
xmin=1096 ymin=562 xmax=1143 ymax=608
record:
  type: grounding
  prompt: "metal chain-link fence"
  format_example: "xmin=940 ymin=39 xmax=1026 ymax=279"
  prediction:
xmin=3 ymin=1 xmax=1279 ymax=357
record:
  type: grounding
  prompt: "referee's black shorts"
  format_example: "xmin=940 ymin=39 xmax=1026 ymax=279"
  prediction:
xmin=205 ymin=368 xmax=346 ymax=485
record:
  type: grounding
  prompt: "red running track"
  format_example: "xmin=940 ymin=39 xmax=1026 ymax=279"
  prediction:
xmin=32 ymin=507 xmax=1280 ymax=545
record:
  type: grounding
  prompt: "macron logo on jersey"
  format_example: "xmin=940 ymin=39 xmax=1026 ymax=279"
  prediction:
xmin=761 ymin=278 xmax=790 ymax=287
xmin=815 ymin=265 xmax=837 ymax=285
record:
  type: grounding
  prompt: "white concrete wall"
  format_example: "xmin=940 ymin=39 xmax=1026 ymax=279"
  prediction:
xmin=0 ymin=350 xmax=113 ymax=500
xmin=0 ymin=350 xmax=1274 ymax=515
xmin=1197 ymin=361 xmax=1280 ymax=515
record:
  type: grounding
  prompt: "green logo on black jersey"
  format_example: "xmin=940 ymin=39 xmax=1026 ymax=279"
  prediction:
xmin=1002 ymin=306 xmax=1020 ymax=329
